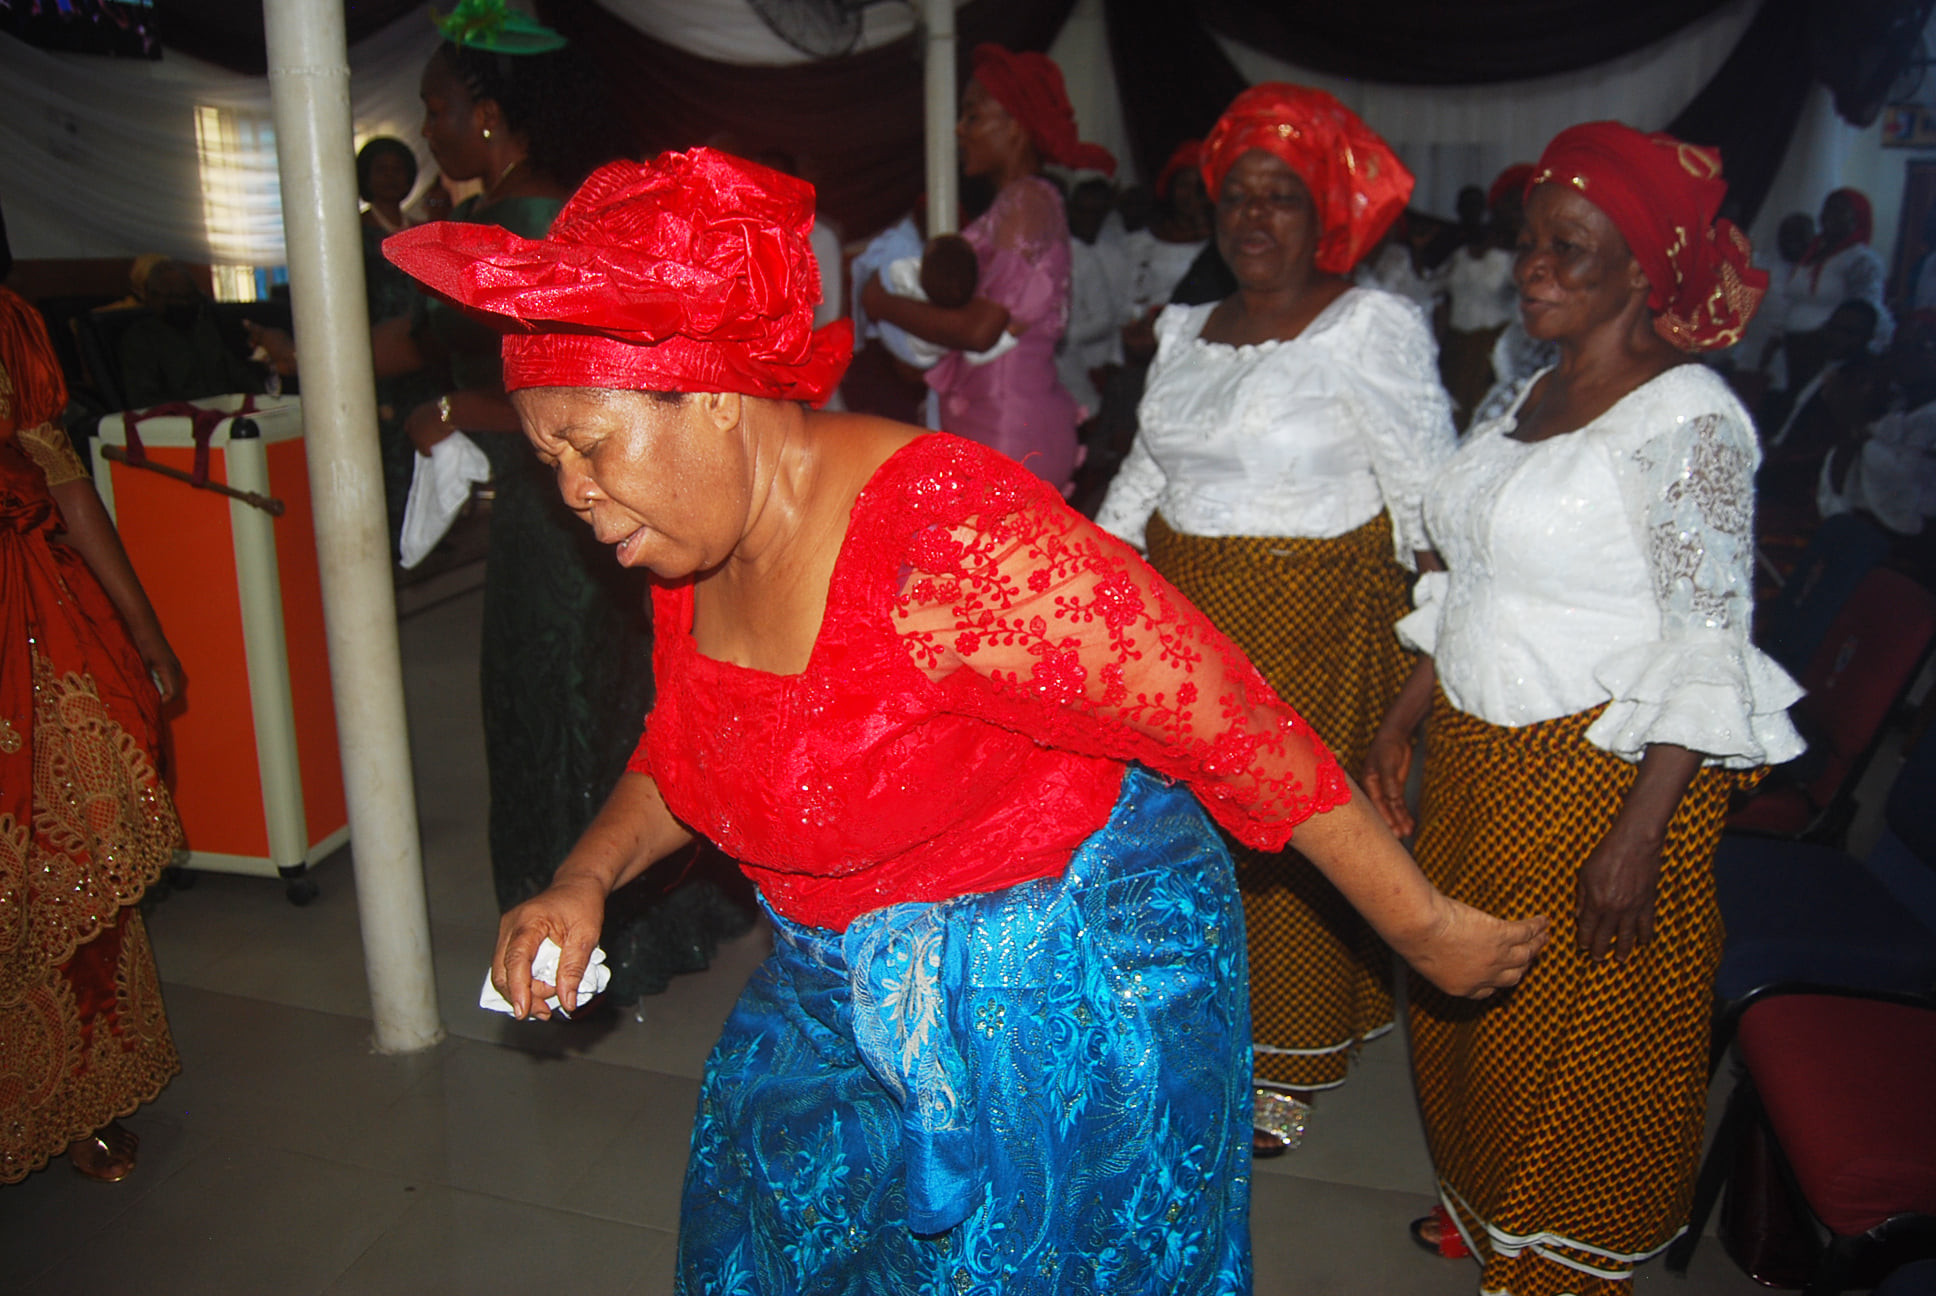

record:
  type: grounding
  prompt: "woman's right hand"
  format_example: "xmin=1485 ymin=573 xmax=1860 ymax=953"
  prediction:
xmin=1361 ymin=728 xmax=1416 ymax=838
xmin=405 ymin=398 xmax=455 ymax=456
xmin=491 ymin=875 xmax=608 ymax=1020
xmin=1397 ymin=892 xmax=1549 ymax=999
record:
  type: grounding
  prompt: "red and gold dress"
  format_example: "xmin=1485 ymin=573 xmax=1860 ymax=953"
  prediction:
xmin=0 ymin=287 xmax=182 ymax=1183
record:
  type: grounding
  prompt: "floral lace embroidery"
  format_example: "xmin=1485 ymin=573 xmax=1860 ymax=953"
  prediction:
xmin=14 ymin=420 xmax=90 ymax=489
xmin=1628 ymin=411 xmax=1756 ymax=636
xmin=890 ymin=466 xmax=1349 ymax=845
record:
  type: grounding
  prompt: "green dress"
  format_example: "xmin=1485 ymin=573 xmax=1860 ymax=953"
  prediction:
xmin=424 ymin=194 xmax=753 ymax=1002
xmin=364 ymin=219 xmax=439 ymax=556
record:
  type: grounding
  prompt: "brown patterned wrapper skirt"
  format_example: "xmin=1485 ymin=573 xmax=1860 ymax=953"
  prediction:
xmin=1408 ymin=689 xmax=1753 ymax=1295
xmin=1146 ymin=510 xmax=1413 ymax=1090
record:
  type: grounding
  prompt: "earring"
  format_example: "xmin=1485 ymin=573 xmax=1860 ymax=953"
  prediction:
xmin=482 ymin=128 xmax=492 ymax=141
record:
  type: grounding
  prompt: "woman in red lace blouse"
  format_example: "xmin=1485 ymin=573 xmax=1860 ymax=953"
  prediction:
xmin=387 ymin=148 xmax=1546 ymax=1293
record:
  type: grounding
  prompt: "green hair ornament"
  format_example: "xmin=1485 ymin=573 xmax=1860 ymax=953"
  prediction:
xmin=432 ymin=0 xmax=567 ymax=55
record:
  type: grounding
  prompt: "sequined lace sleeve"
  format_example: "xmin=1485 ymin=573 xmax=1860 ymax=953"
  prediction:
xmin=889 ymin=447 xmax=1351 ymax=847
xmin=1339 ymin=292 xmax=1457 ymax=565
xmin=1588 ymin=377 xmax=1804 ymax=767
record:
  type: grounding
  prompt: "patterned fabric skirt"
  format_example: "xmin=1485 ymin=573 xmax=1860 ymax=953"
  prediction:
xmin=3 ymin=456 xmax=184 ymax=1181
xmin=1146 ymin=511 xmax=1412 ymax=1090
xmin=676 ymin=767 xmax=1252 ymax=1296
xmin=1408 ymin=690 xmax=1750 ymax=1296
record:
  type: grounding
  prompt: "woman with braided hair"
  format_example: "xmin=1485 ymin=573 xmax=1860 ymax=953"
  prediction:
xmin=1364 ymin=123 xmax=1803 ymax=1287
xmin=372 ymin=4 xmax=754 ymax=1002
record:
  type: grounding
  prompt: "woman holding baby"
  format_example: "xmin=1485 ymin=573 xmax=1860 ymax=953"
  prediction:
xmin=860 ymin=43 xmax=1112 ymax=492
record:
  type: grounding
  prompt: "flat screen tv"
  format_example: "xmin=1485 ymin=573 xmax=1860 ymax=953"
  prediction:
xmin=1 ymin=0 xmax=159 ymax=60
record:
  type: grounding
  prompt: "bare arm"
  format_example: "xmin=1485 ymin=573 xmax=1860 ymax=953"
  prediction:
xmin=47 ymin=477 xmax=181 ymax=702
xmin=490 ymin=770 xmax=696 ymax=1019
xmin=1576 ymin=742 xmax=1701 ymax=963
xmin=860 ymin=273 xmax=1012 ymax=354
xmin=1362 ymin=653 xmax=1438 ymax=837
xmin=1294 ymin=775 xmax=1547 ymax=996
xmin=370 ymin=315 xmax=428 ymax=379
xmin=404 ymin=387 xmax=526 ymax=456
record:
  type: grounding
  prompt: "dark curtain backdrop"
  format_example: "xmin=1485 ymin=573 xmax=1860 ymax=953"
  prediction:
xmin=155 ymin=0 xmax=425 ymax=75
xmin=153 ymin=0 xmax=1928 ymax=240
xmin=1194 ymin=0 xmax=1737 ymax=85
xmin=542 ymin=0 xmax=1076 ymax=243
xmin=1102 ymin=0 xmax=1918 ymax=231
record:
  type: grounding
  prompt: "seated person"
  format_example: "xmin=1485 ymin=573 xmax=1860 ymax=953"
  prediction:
xmin=115 ymin=261 xmax=286 ymax=408
xmin=878 ymin=234 xmax=1018 ymax=368
xmin=1819 ymin=312 xmax=1936 ymax=575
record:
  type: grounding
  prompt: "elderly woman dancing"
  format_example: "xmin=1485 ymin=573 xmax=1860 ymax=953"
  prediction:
xmin=387 ymin=148 xmax=1545 ymax=1294
xmin=1363 ymin=124 xmax=1803 ymax=1289
xmin=1097 ymin=85 xmax=1455 ymax=1153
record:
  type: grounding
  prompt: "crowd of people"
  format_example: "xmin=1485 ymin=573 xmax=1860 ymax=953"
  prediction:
xmin=12 ymin=6 xmax=1932 ymax=1294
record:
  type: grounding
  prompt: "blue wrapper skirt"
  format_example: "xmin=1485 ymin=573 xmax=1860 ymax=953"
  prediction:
xmin=675 ymin=767 xmax=1253 ymax=1295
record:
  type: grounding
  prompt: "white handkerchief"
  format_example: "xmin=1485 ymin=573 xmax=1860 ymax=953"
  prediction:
xmin=399 ymin=431 xmax=492 ymax=569
xmin=479 ymin=939 xmax=610 ymax=1018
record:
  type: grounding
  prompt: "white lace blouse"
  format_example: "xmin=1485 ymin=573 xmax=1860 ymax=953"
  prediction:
xmin=1095 ymin=288 xmax=1455 ymax=565
xmin=1399 ymin=365 xmax=1804 ymax=768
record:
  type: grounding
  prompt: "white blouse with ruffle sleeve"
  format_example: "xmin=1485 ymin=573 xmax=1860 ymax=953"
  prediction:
xmin=1398 ymin=364 xmax=1804 ymax=769
xmin=1095 ymin=287 xmax=1456 ymax=566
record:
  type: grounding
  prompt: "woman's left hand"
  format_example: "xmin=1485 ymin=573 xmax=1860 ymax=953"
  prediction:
xmin=141 ymin=640 xmax=184 ymax=705
xmin=1574 ymin=822 xmax=1663 ymax=963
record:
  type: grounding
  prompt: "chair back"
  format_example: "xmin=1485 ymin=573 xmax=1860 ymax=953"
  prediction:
xmin=1793 ymin=569 xmax=1936 ymax=810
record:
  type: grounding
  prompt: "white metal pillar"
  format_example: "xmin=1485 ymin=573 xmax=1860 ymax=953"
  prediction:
xmin=262 ymin=0 xmax=442 ymax=1053
xmin=923 ymin=0 xmax=958 ymax=235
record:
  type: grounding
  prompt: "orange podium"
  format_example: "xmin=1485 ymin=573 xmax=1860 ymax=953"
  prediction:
xmin=95 ymin=395 xmax=348 ymax=902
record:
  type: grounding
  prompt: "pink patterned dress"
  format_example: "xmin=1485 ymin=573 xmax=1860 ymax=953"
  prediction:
xmin=927 ymin=176 xmax=1081 ymax=490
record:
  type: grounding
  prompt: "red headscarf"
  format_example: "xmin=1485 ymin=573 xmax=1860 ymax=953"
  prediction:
xmin=1155 ymin=140 xmax=1203 ymax=201
xmin=1530 ymin=122 xmax=1765 ymax=353
xmin=970 ymin=44 xmax=1116 ymax=176
xmin=1199 ymin=84 xmax=1413 ymax=276
xmin=383 ymin=149 xmax=853 ymax=404
xmin=1800 ymin=186 xmax=1874 ymax=291
xmin=1488 ymin=163 xmax=1535 ymax=213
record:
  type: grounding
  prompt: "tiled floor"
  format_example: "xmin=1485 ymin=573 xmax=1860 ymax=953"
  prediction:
xmin=3 ymin=571 xmax=1774 ymax=1295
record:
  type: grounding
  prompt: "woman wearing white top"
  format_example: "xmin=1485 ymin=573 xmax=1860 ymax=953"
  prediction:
xmin=1780 ymin=188 xmax=1893 ymax=389
xmin=1363 ymin=123 xmax=1803 ymax=1289
xmin=1097 ymin=84 xmax=1452 ymax=1153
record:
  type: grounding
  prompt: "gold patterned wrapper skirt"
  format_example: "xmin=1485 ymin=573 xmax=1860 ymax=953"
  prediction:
xmin=1146 ymin=510 xmax=1412 ymax=1091
xmin=1408 ymin=689 xmax=1749 ymax=1295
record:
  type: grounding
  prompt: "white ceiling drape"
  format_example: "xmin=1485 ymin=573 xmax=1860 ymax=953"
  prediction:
xmin=2 ymin=0 xmax=1771 ymax=266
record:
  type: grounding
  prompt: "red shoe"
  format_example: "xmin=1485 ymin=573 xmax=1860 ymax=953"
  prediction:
xmin=1408 ymin=1204 xmax=1471 ymax=1258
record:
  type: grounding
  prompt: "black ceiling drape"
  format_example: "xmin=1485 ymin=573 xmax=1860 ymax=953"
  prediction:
xmin=154 ymin=0 xmax=425 ymax=75
xmin=1194 ymin=0 xmax=1738 ymax=86
xmin=542 ymin=0 xmax=1078 ymax=243
xmin=1102 ymin=0 xmax=1928 ymax=232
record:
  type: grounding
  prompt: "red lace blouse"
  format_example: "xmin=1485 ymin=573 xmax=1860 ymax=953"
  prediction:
xmin=632 ymin=434 xmax=1348 ymax=931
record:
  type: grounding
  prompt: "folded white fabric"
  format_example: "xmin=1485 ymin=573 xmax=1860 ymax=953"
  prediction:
xmin=478 ymin=939 xmax=610 ymax=1018
xmin=399 ymin=431 xmax=492 ymax=569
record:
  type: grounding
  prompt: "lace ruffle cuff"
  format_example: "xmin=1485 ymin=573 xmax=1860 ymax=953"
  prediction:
xmin=1585 ymin=634 xmax=1806 ymax=769
xmin=1394 ymin=570 xmax=1448 ymax=655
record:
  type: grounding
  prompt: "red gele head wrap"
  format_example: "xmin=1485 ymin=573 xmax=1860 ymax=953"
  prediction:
xmin=1531 ymin=122 xmax=1766 ymax=353
xmin=970 ymin=43 xmax=1116 ymax=176
xmin=1155 ymin=140 xmax=1204 ymax=201
xmin=1488 ymin=163 xmax=1536 ymax=212
xmin=1200 ymin=83 xmax=1414 ymax=276
xmin=382 ymin=149 xmax=853 ymax=404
